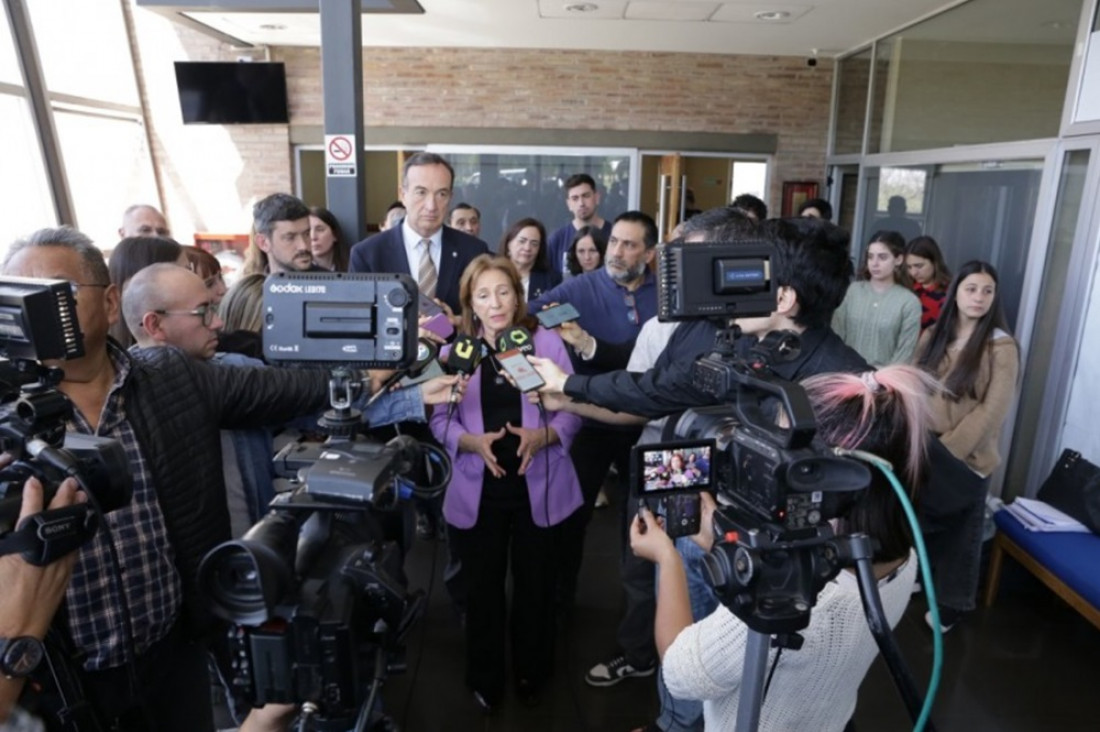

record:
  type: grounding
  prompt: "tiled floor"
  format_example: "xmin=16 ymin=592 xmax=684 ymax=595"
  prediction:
xmin=358 ymin=505 xmax=1100 ymax=731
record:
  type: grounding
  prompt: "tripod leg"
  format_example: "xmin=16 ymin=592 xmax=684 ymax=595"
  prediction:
xmin=735 ymin=629 xmax=771 ymax=732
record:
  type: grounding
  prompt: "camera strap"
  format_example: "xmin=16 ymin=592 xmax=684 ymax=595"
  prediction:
xmin=0 ymin=505 xmax=99 ymax=565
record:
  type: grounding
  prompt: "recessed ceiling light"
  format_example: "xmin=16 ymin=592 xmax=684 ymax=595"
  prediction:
xmin=259 ymin=23 xmax=287 ymax=31
xmin=754 ymin=10 xmax=790 ymax=22
xmin=565 ymin=2 xmax=599 ymax=12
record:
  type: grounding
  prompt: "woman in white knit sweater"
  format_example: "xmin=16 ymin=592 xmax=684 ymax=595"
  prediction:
xmin=631 ymin=365 xmax=936 ymax=731
xmin=833 ymin=230 xmax=922 ymax=367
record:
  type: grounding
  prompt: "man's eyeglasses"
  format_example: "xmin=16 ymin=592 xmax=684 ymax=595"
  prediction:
xmin=624 ymin=293 xmax=639 ymax=325
xmin=68 ymin=282 xmax=109 ymax=297
xmin=153 ymin=303 xmax=218 ymax=327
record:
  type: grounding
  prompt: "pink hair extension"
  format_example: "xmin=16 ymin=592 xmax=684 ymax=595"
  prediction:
xmin=802 ymin=366 xmax=940 ymax=485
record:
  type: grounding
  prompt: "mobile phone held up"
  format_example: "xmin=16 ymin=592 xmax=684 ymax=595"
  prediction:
xmin=421 ymin=312 xmax=454 ymax=340
xmin=535 ymin=303 xmax=581 ymax=329
xmin=495 ymin=349 xmax=545 ymax=392
xmin=419 ymin=292 xmax=444 ymax=317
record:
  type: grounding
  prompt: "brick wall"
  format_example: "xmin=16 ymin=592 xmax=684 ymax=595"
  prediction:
xmin=129 ymin=6 xmax=833 ymax=242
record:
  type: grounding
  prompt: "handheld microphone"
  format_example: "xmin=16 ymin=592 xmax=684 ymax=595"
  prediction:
xmin=496 ymin=326 xmax=547 ymax=418
xmin=496 ymin=325 xmax=535 ymax=356
xmin=367 ymin=338 xmax=439 ymax=406
xmin=446 ymin=334 xmax=482 ymax=419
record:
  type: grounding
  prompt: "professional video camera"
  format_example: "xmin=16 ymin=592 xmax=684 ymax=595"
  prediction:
xmin=0 ymin=277 xmax=131 ymax=566
xmin=199 ymin=272 xmax=450 ymax=732
xmin=639 ymin=240 xmax=930 ymax=730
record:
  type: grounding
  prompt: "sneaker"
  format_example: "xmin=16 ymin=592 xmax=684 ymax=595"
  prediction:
xmin=594 ymin=488 xmax=610 ymax=509
xmin=584 ymin=654 xmax=657 ymax=687
xmin=925 ymin=606 xmax=963 ymax=634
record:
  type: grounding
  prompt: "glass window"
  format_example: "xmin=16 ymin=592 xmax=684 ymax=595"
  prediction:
xmin=0 ymin=3 xmax=22 ymax=86
xmin=866 ymin=0 xmax=1081 ymax=152
xmin=434 ymin=150 xmax=633 ymax=249
xmin=25 ymin=0 xmax=140 ymax=106
xmin=0 ymin=93 xmax=57 ymax=258
xmin=832 ymin=48 xmax=873 ymax=155
xmin=1074 ymin=2 xmax=1100 ymax=121
xmin=1006 ymin=148 xmax=1091 ymax=498
xmin=53 ymin=109 xmax=159 ymax=249
xmin=862 ymin=159 xmax=1042 ymax=327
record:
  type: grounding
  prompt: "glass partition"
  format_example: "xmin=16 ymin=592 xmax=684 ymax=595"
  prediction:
xmin=0 ymin=93 xmax=57 ymax=252
xmin=429 ymin=149 xmax=633 ymax=248
xmin=1006 ymin=148 xmax=1091 ymax=498
xmin=860 ymin=159 xmax=1044 ymax=328
xmin=832 ymin=48 xmax=873 ymax=155
xmin=863 ymin=0 xmax=1081 ymax=153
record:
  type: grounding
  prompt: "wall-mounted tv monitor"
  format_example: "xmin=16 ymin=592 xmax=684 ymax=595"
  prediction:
xmin=174 ymin=61 xmax=289 ymax=125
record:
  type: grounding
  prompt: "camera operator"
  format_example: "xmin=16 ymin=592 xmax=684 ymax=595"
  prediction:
xmin=631 ymin=366 xmax=933 ymax=731
xmin=0 ymin=473 xmax=82 ymax=730
xmin=0 ymin=227 xmax=460 ymax=732
xmin=529 ymin=216 xmax=876 ymax=731
xmin=531 ymin=217 xmax=866 ymax=419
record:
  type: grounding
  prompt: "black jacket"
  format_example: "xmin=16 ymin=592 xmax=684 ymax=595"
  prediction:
xmin=563 ymin=325 xmax=868 ymax=419
xmin=123 ymin=346 xmax=330 ymax=630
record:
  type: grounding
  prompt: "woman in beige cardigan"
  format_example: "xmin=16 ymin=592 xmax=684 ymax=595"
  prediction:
xmin=915 ymin=260 xmax=1019 ymax=633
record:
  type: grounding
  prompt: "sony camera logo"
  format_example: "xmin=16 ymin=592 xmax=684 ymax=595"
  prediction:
xmin=269 ymin=283 xmax=328 ymax=295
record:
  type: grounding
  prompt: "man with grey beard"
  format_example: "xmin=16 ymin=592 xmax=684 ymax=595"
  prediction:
xmin=528 ymin=211 xmax=660 ymax=682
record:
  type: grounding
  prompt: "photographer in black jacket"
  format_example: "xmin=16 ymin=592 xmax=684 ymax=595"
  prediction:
xmin=530 ymin=216 xmax=871 ymax=731
xmin=533 ymin=217 xmax=866 ymax=419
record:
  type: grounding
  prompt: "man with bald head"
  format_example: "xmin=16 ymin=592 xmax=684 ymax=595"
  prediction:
xmin=125 ymin=263 xmax=223 ymax=360
xmin=119 ymin=204 xmax=170 ymax=239
xmin=0 ymin=226 xmax=459 ymax=731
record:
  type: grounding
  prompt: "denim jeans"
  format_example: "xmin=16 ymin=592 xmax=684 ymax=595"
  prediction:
xmin=655 ymin=536 xmax=720 ymax=732
xmin=920 ymin=439 xmax=990 ymax=612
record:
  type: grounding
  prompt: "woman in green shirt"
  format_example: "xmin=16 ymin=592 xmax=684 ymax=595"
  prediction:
xmin=832 ymin=230 xmax=922 ymax=367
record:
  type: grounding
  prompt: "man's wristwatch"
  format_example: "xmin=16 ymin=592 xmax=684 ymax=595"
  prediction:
xmin=0 ymin=636 xmax=45 ymax=678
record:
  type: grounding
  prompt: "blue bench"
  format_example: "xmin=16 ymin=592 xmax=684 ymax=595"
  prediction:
xmin=984 ymin=509 xmax=1100 ymax=630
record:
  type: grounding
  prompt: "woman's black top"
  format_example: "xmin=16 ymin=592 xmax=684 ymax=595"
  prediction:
xmin=479 ymin=351 xmax=526 ymax=493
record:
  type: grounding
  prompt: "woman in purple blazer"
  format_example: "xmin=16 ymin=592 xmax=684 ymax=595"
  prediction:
xmin=430 ymin=255 xmax=582 ymax=712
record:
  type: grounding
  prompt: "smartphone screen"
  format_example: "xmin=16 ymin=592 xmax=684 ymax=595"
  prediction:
xmin=419 ymin=292 xmax=443 ymax=317
xmin=535 ymin=303 xmax=581 ymax=329
xmin=495 ymin=349 xmax=545 ymax=392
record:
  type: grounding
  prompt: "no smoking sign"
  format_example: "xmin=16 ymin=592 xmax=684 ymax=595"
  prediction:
xmin=324 ymin=134 xmax=357 ymax=177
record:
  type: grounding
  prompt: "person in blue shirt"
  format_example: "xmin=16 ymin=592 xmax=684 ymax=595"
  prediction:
xmin=530 ymin=210 xmax=662 ymax=682
xmin=545 ymin=174 xmax=614 ymax=280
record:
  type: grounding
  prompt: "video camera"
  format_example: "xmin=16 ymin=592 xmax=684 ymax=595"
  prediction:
xmin=199 ymin=272 xmax=449 ymax=731
xmin=647 ymin=239 xmax=874 ymax=632
xmin=646 ymin=240 xmax=931 ymax=731
xmin=0 ymin=277 xmax=131 ymax=566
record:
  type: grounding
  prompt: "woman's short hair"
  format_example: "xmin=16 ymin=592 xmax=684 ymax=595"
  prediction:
xmin=498 ymin=218 xmax=550 ymax=273
xmin=457 ymin=254 xmax=538 ymax=338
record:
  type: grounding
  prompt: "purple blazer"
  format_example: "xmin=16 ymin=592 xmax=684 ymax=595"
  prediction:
xmin=430 ymin=327 xmax=583 ymax=529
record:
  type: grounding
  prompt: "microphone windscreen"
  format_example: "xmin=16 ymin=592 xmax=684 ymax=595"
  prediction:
xmin=448 ymin=334 xmax=481 ymax=375
xmin=497 ymin=325 xmax=535 ymax=356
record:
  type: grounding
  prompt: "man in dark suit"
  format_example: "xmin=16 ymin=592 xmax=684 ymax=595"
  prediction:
xmin=349 ymin=152 xmax=489 ymax=314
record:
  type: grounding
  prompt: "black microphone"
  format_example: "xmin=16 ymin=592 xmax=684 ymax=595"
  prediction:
xmin=446 ymin=334 xmax=482 ymax=419
xmin=497 ymin=326 xmax=547 ymax=419
xmin=496 ymin=325 xmax=535 ymax=356
xmin=367 ymin=338 xmax=439 ymax=405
